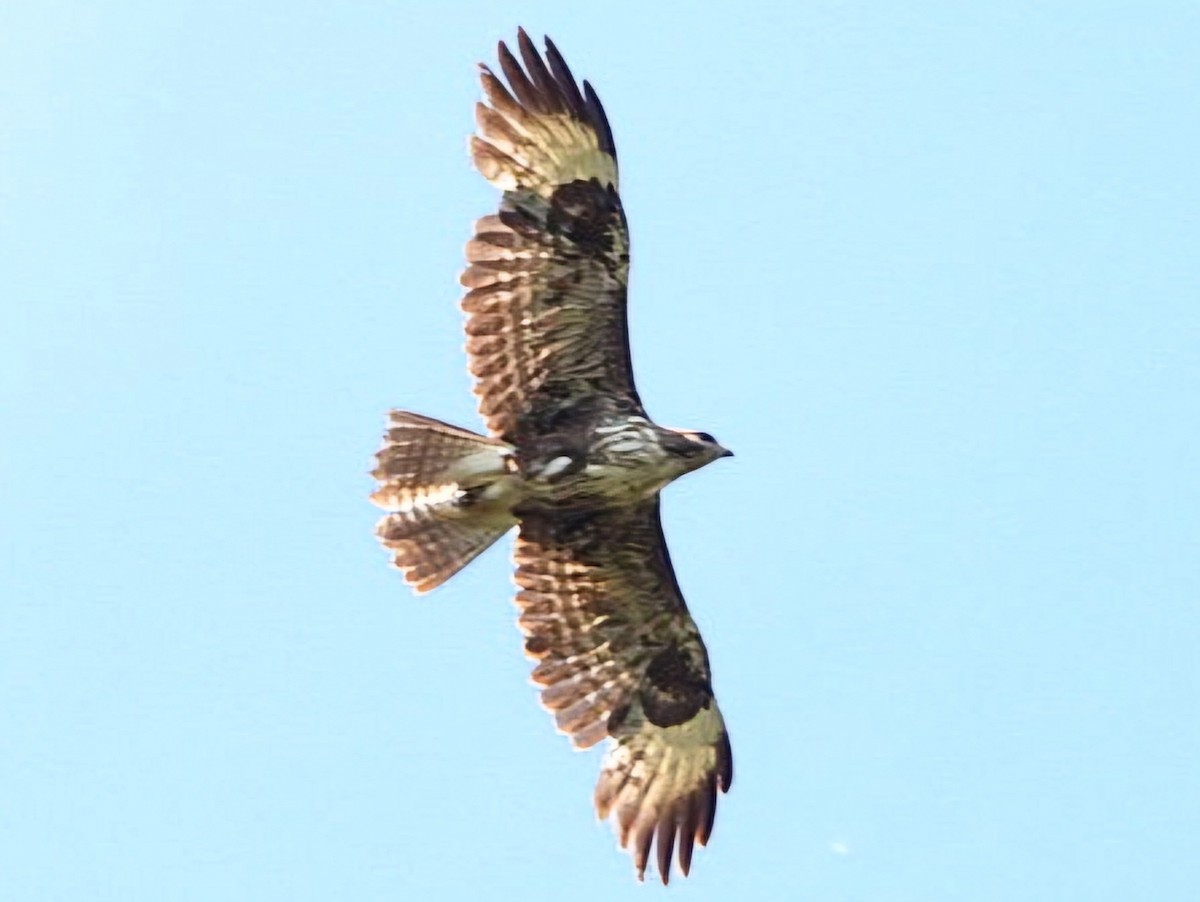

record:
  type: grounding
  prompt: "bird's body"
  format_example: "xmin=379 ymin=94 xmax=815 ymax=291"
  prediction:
xmin=371 ymin=30 xmax=734 ymax=883
xmin=519 ymin=413 xmax=729 ymax=507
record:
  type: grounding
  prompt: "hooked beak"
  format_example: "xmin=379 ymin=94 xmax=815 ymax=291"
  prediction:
xmin=719 ymin=446 xmax=734 ymax=459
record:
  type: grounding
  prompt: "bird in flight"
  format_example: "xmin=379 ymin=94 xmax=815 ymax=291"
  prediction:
xmin=371 ymin=29 xmax=733 ymax=883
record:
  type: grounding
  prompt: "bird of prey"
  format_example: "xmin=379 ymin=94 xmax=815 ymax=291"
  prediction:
xmin=371 ymin=30 xmax=733 ymax=883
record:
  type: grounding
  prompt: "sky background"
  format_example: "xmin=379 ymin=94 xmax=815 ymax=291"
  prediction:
xmin=3 ymin=2 xmax=1199 ymax=899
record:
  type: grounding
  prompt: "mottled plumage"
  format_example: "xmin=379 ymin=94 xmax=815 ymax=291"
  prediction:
xmin=462 ymin=30 xmax=635 ymax=447
xmin=372 ymin=30 xmax=733 ymax=883
xmin=516 ymin=500 xmax=733 ymax=880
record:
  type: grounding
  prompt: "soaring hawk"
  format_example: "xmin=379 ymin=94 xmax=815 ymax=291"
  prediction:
xmin=371 ymin=30 xmax=733 ymax=883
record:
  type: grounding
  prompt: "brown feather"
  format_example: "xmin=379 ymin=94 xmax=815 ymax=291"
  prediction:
xmin=464 ymin=32 xmax=633 ymax=443
xmin=370 ymin=411 xmax=516 ymax=593
xmin=477 ymin=66 xmax=524 ymax=122
xmin=497 ymin=38 xmax=546 ymax=114
xmin=543 ymin=36 xmax=587 ymax=116
xmin=516 ymin=29 xmax=563 ymax=111
xmin=515 ymin=498 xmax=731 ymax=882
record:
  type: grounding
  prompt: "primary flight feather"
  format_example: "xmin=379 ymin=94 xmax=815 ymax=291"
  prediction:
xmin=371 ymin=29 xmax=733 ymax=883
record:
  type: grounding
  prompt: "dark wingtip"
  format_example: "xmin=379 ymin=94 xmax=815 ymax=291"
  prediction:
xmin=485 ymin=31 xmax=617 ymax=163
xmin=542 ymin=34 xmax=587 ymax=118
xmin=677 ymin=793 xmax=699 ymax=876
xmin=582 ymin=79 xmax=617 ymax=160
xmin=656 ymin=818 xmax=676 ymax=885
xmin=719 ymin=729 xmax=734 ymax=791
xmin=516 ymin=25 xmax=535 ymax=53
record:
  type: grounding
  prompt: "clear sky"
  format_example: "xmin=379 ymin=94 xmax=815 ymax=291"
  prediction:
xmin=3 ymin=2 xmax=1198 ymax=899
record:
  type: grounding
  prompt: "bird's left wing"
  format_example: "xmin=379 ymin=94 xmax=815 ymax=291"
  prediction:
xmin=462 ymin=30 xmax=642 ymax=445
xmin=514 ymin=498 xmax=733 ymax=883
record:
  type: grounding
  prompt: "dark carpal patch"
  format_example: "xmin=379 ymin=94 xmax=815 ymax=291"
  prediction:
xmin=639 ymin=642 xmax=712 ymax=728
xmin=466 ymin=179 xmax=641 ymax=442
xmin=546 ymin=179 xmax=625 ymax=260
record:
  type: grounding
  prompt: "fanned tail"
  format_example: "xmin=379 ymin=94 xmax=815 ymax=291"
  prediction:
xmin=371 ymin=411 xmax=518 ymax=593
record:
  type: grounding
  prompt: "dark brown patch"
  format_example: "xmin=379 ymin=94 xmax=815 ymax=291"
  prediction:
xmin=640 ymin=643 xmax=712 ymax=728
xmin=545 ymin=179 xmax=623 ymax=259
xmin=524 ymin=635 xmax=551 ymax=656
xmin=606 ymin=701 xmax=631 ymax=733
xmin=513 ymin=394 xmax=602 ymax=449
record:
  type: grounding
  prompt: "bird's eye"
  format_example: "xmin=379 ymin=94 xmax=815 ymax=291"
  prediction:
xmin=693 ymin=431 xmax=716 ymax=444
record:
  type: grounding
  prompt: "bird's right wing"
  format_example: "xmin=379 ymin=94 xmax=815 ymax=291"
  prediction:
xmin=514 ymin=498 xmax=733 ymax=884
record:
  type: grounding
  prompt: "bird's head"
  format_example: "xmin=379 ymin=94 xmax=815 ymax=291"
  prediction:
xmin=660 ymin=428 xmax=734 ymax=473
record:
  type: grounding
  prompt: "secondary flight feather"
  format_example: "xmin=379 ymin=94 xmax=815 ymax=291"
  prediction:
xmin=371 ymin=29 xmax=733 ymax=883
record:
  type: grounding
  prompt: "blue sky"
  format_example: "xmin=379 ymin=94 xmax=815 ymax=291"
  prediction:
xmin=3 ymin=2 xmax=1199 ymax=899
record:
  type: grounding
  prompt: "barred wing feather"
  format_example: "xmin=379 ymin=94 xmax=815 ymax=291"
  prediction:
xmin=514 ymin=498 xmax=733 ymax=883
xmin=461 ymin=30 xmax=642 ymax=446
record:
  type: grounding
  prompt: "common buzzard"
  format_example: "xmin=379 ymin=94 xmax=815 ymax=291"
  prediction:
xmin=372 ymin=30 xmax=733 ymax=883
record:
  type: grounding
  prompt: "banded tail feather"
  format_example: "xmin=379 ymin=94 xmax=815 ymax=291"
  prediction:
xmin=371 ymin=411 xmax=518 ymax=593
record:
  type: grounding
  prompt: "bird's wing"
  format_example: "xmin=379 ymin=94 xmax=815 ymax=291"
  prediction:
xmin=462 ymin=30 xmax=641 ymax=444
xmin=514 ymin=498 xmax=732 ymax=884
